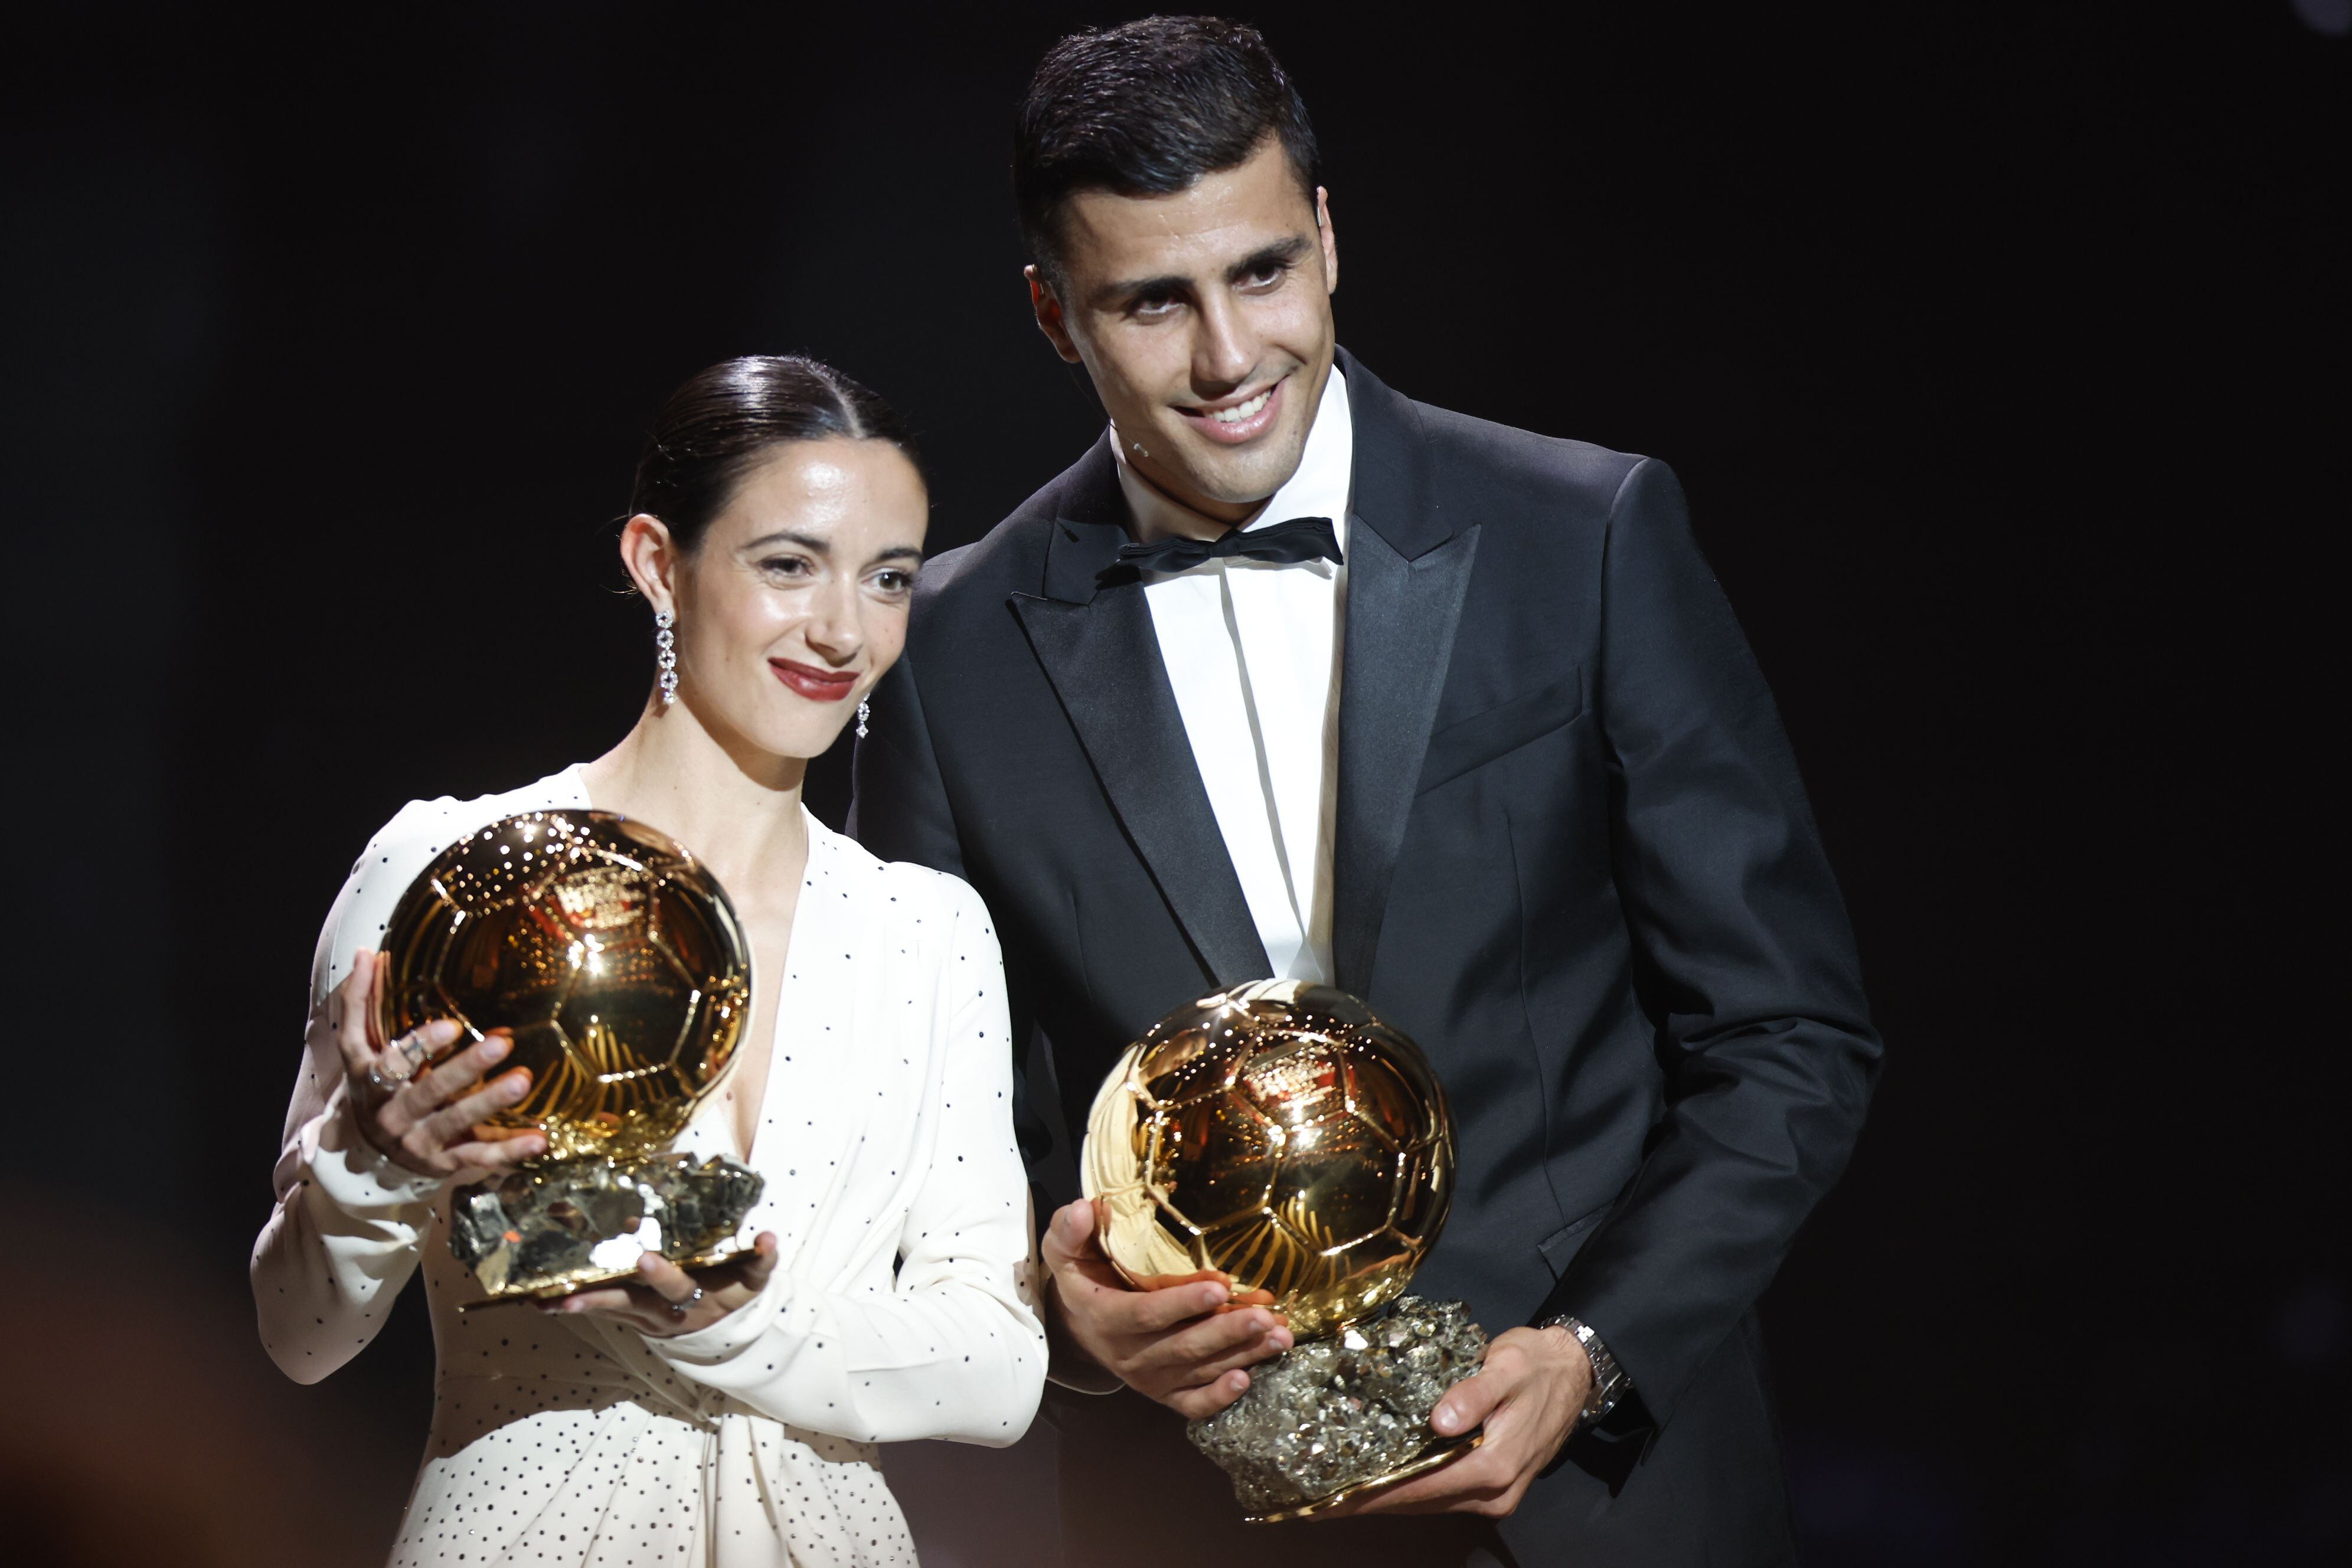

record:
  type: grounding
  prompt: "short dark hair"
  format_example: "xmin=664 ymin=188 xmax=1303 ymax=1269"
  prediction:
xmin=1013 ymin=16 xmax=1320 ymax=285
xmin=629 ymin=355 xmax=921 ymax=552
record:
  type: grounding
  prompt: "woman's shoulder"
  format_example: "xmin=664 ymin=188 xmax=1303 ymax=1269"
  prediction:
xmin=808 ymin=816 xmax=995 ymax=937
xmin=312 ymin=767 xmax=592 ymax=992
xmin=352 ymin=766 xmax=592 ymax=879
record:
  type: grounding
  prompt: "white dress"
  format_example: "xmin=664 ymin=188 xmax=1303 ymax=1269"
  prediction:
xmin=250 ymin=766 xmax=1046 ymax=1567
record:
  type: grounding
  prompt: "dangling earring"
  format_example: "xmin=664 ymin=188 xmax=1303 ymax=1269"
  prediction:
xmin=856 ymin=698 xmax=870 ymax=739
xmin=655 ymin=610 xmax=678 ymax=707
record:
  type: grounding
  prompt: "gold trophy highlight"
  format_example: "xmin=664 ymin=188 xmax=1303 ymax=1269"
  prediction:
xmin=1083 ymin=979 xmax=1488 ymax=1520
xmin=374 ymin=810 xmax=764 ymax=1305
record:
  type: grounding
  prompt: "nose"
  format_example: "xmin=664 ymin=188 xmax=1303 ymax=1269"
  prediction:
xmin=1191 ymin=290 xmax=1258 ymax=393
xmin=802 ymin=573 xmax=864 ymax=668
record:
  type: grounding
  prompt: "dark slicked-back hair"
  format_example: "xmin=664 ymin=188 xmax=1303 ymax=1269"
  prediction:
xmin=1014 ymin=15 xmax=1320 ymax=286
xmin=631 ymin=355 xmax=921 ymax=553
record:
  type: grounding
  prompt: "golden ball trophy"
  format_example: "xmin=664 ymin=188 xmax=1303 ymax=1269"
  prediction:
xmin=374 ymin=810 xmax=763 ymax=1305
xmin=1084 ymin=979 xmax=1488 ymax=1521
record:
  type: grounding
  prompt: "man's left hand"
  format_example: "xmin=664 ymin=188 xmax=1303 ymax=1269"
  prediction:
xmin=1314 ymin=1323 xmax=1592 ymax=1519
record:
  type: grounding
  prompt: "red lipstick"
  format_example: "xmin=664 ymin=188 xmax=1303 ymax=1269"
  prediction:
xmin=770 ymin=659 xmax=858 ymax=703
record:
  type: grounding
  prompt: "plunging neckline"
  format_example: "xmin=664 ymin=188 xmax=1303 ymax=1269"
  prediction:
xmin=717 ymin=852 xmax=805 ymax=1167
xmin=690 ymin=814 xmax=813 ymax=1169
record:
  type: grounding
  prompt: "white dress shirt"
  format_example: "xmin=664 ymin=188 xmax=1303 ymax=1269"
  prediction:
xmin=1112 ymin=367 xmax=1353 ymax=983
xmin=251 ymin=767 xmax=1044 ymax=1567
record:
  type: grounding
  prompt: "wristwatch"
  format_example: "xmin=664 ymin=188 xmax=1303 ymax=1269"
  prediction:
xmin=1538 ymin=1314 xmax=1629 ymax=1428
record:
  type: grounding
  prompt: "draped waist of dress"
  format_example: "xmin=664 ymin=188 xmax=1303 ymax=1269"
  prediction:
xmin=431 ymin=1305 xmax=833 ymax=1439
xmin=417 ymin=1328 xmax=899 ymax=1568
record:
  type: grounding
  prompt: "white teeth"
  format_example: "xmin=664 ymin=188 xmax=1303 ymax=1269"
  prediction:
xmin=1207 ymin=388 xmax=1272 ymax=424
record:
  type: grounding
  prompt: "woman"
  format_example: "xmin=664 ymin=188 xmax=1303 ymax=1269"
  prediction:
xmin=251 ymin=356 xmax=1044 ymax=1566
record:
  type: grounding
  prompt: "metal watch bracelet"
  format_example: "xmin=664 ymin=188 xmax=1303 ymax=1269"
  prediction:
xmin=1538 ymin=1314 xmax=1628 ymax=1427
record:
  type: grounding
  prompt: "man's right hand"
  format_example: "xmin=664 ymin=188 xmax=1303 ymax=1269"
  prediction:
xmin=1041 ymin=1198 xmax=1293 ymax=1418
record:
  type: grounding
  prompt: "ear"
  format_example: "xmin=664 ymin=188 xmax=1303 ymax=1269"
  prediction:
xmin=1026 ymin=264 xmax=1083 ymax=365
xmin=1316 ymin=187 xmax=1338 ymax=295
xmin=619 ymin=514 xmax=680 ymax=615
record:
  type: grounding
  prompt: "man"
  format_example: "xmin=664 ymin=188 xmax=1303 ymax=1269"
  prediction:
xmin=852 ymin=17 xmax=1879 ymax=1565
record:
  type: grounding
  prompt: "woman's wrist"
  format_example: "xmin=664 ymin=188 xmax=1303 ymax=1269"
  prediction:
xmin=336 ymin=1087 xmax=445 ymax=1183
xmin=308 ymin=1094 xmax=445 ymax=1213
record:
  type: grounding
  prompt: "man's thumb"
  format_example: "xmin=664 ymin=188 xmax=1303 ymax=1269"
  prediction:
xmin=1430 ymin=1363 xmax=1506 ymax=1437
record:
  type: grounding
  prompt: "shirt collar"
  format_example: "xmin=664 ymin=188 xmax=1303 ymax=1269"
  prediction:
xmin=1110 ymin=365 xmax=1354 ymax=560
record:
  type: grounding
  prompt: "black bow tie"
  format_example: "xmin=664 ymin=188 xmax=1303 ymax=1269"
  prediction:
xmin=1101 ymin=515 xmax=1344 ymax=584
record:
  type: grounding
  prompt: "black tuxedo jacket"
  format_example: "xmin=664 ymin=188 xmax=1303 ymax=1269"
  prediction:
xmin=851 ymin=352 xmax=1879 ymax=1566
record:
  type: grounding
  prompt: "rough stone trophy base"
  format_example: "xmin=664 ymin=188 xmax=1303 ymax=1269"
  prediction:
xmin=1187 ymin=1296 xmax=1489 ymax=1522
xmin=447 ymin=1150 xmax=765 ymax=1307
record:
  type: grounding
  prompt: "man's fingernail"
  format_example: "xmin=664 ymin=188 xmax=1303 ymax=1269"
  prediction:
xmin=482 ymin=1036 xmax=511 ymax=1060
xmin=1432 ymin=1405 xmax=1458 ymax=1433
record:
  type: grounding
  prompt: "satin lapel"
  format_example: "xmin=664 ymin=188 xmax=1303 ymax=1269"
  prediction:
xmin=1012 ymin=580 xmax=1274 ymax=988
xmin=1324 ymin=351 xmax=1484 ymax=997
xmin=1331 ymin=520 xmax=1481 ymax=993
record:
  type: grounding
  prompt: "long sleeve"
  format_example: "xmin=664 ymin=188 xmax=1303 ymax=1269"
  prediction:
xmin=250 ymin=803 xmax=444 ymax=1384
xmin=652 ymin=880 xmax=1047 ymax=1446
xmin=1534 ymin=458 xmax=1883 ymax=1427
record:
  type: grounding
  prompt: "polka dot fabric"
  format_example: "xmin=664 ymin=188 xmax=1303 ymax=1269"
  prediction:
xmin=251 ymin=767 xmax=1047 ymax=1565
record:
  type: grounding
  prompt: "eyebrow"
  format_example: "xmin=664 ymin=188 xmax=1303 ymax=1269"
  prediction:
xmin=1096 ymin=234 xmax=1314 ymax=307
xmin=743 ymin=528 xmax=832 ymax=554
xmin=743 ymin=529 xmax=923 ymax=569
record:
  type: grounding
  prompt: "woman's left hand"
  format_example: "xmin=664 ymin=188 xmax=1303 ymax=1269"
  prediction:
xmin=541 ymin=1232 xmax=782 ymax=1337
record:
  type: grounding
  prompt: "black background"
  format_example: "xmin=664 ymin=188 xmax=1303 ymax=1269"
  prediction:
xmin=2 ymin=3 xmax=2343 ymax=1564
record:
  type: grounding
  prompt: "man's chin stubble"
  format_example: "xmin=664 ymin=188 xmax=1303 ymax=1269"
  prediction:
xmin=1172 ymin=437 xmax=1310 ymax=512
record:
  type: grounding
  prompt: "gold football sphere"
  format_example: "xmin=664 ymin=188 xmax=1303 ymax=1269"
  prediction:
xmin=1083 ymin=980 xmax=1455 ymax=1338
xmin=375 ymin=811 xmax=753 ymax=1160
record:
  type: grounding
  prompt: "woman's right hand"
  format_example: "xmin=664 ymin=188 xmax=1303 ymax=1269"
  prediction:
xmin=328 ymin=949 xmax=548 ymax=1180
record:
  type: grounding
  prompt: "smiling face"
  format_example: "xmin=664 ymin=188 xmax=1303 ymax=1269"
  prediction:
xmin=1030 ymin=136 xmax=1338 ymax=525
xmin=624 ymin=437 xmax=926 ymax=760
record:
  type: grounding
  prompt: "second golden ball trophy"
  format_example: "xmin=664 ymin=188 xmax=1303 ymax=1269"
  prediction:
xmin=375 ymin=810 xmax=764 ymax=1305
xmin=1083 ymin=979 xmax=1488 ymax=1521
